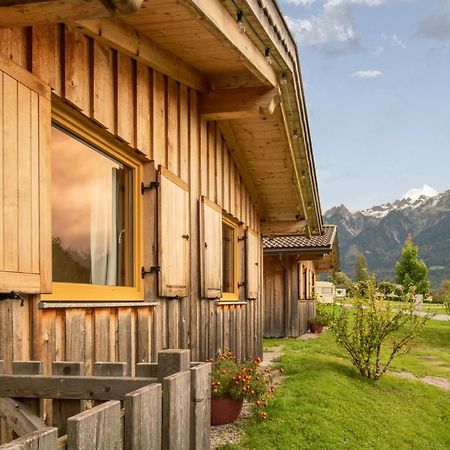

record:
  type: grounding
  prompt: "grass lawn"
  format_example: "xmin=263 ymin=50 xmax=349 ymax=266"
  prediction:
xmin=232 ymin=319 xmax=450 ymax=450
xmin=386 ymin=300 xmax=449 ymax=315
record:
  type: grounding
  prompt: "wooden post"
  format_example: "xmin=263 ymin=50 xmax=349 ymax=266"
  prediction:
xmin=124 ymin=384 xmax=162 ymax=450
xmin=67 ymin=400 xmax=121 ymax=450
xmin=157 ymin=349 xmax=190 ymax=382
xmin=93 ymin=362 xmax=127 ymax=377
xmin=0 ymin=426 xmax=57 ymax=449
xmin=136 ymin=362 xmax=158 ymax=378
xmin=12 ymin=361 xmax=42 ymax=375
xmin=11 ymin=361 xmax=42 ymax=430
xmin=52 ymin=362 xmax=85 ymax=435
xmin=190 ymin=362 xmax=211 ymax=450
xmin=162 ymin=371 xmax=190 ymax=450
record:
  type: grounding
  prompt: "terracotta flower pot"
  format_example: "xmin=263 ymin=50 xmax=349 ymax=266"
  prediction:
xmin=309 ymin=323 xmax=324 ymax=334
xmin=210 ymin=395 xmax=244 ymax=425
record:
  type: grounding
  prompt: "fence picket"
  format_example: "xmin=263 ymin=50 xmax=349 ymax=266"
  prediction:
xmin=124 ymin=383 xmax=162 ymax=450
xmin=67 ymin=400 xmax=121 ymax=450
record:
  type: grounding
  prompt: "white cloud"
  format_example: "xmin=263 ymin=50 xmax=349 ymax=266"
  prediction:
xmin=351 ymin=69 xmax=383 ymax=78
xmin=392 ymin=33 xmax=406 ymax=48
xmin=402 ymin=185 xmax=438 ymax=201
xmin=418 ymin=1 xmax=450 ymax=42
xmin=284 ymin=0 xmax=388 ymax=53
xmin=283 ymin=0 xmax=318 ymax=6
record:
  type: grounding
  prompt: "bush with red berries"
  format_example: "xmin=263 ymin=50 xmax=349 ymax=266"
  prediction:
xmin=210 ymin=349 xmax=279 ymax=421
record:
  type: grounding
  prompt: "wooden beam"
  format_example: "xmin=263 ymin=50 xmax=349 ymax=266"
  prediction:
xmin=0 ymin=398 xmax=47 ymax=436
xmin=218 ymin=121 xmax=266 ymax=219
xmin=200 ymin=87 xmax=280 ymax=121
xmin=74 ymin=18 xmax=209 ymax=93
xmin=0 ymin=375 xmax=158 ymax=400
xmin=0 ymin=0 xmax=113 ymax=28
xmin=180 ymin=0 xmax=278 ymax=87
xmin=0 ymin=0 xmax=144 ymax=28
xmin=260 ymin=220 xmax=307 ymax=236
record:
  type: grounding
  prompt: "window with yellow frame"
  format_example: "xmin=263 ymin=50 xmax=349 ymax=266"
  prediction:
xmin=221 ymin=216 xmax=239 ymax=301
xmin=42 ymin=105 xmax=144 ymax=301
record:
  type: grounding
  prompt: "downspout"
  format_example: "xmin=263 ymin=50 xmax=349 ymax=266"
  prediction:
xmin=278 ymin=254 xmax=290 ymax=337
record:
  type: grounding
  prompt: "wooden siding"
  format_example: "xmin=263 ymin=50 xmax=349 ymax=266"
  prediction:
xmin=0 ymin=23 xmax=263 ymax=412
xmin=263 ymin=255 xmax=315 ymax=338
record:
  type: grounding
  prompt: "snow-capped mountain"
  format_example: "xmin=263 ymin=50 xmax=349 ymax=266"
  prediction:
xmin=359 ymin=192 xmax=443 ymax=219
xmin=324 ymin=188 xmax=450 ymax=287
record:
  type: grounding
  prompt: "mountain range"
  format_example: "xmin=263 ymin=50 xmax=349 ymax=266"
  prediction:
xmin=324 ymin=189 xmax=450 ymax=289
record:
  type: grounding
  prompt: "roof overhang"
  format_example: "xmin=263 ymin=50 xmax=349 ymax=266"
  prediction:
xmin=263 ymin=225 xmax=340 ymax=272
xmin=0 ymin=0 xmax=323 ymax=233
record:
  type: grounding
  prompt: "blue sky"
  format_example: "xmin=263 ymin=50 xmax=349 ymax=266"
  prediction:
xmin=278 ymin=0 xmax=450 ymax=212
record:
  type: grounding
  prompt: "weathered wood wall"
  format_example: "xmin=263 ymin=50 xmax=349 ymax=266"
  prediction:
xmin=263 ymin=255 xmax=315 ymax=338
xmin=0 ymin=23 xmax=263 ymax=391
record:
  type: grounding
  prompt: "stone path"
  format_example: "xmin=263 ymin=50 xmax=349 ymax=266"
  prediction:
xmin=392 ymin=371 xmax=450 ymax=391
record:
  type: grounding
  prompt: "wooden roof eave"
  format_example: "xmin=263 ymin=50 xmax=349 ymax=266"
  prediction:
xmin=223 ymin=0 xmax=323 ymax=234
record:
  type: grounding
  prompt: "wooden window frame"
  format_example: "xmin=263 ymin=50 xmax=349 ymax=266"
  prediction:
xmin=221 ymin=215 xmax=239 ymax=301
xmin=41 ymin=103 xmax=144 ymax=301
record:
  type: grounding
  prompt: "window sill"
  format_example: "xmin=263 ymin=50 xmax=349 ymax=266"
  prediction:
xmin=39 ymin=301 xmax=159 ymax=309
xmin=215 ymin=301 xmax=248 ymax=306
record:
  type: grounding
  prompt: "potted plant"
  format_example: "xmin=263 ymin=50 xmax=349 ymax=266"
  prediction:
xmin=210 ymin=350 xmax=276 ymax=425
xmin=307 ymin=314 xmax=328 ymax=333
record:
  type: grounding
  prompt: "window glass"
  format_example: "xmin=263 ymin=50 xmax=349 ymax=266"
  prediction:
xmin=222 ymin=222 xmax=235 ymax=293
xmin=51 ymin=125 xmax=133 ymax=286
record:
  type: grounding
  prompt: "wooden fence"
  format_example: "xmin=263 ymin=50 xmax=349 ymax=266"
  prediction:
xmin=0 ymin=350 xmax=210 ymax=449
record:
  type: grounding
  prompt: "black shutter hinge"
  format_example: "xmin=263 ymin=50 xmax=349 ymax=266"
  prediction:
xmin=141 ymin=181 xmax=159 ymax=194
xmin=0 ymin=291 xmax=25 ymax=306
xmin=238 ymin=282 xmax=245 ymax=287
xmin=238 ymin=236 xmax=246 ymax=241
xmin=141 ymin=266 xmax=160 ymax=278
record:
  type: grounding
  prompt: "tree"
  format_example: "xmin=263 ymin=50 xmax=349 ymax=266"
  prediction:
xmin=328 ymin=271 xmax=353 ymax=291
xmin=395 ymin=235 xmax=429 ymax=295
xmin=354 ymin=251 xmax=369 ymax=282
xmin=327 ymin=277 xmax=428 ymax=380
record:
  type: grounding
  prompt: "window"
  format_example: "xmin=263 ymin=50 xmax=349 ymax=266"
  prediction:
xmin=322 ymin=287 xmax=333 ymax=294
xmin=221 ymin=216 xmax=239 ymax=300
xmin=43 ymin=110 xmax=143 ymax=301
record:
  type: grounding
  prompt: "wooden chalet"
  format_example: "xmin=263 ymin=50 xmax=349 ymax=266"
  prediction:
xmin=0 ymin=0 xmax=327 ymax=439
xmin=263 ymin=225 xmax=340 ymax=337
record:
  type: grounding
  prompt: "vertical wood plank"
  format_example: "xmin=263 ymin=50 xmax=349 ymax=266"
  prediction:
xmin=31 ymin=25 xmax=57 ymax=90
xmin=116 ymin=53 xmax=135 ymax=145
xmin=190 ymin=362 xmax=211 ymax=450
xmin=0 ymin=28 xmax=28 ymax=69
xmin=136 ymin=63 xmax=151 ymax=158
xmin=0 ymin=73 xmax=3 ymax=272
xmin=153 ymin=71 xmax=166 ymax=167
xmin=39 ymin=96 xmax=52 ymax=293
xmin=223 ymin=146 xmax=230 ymax=213
xmin=3 ymin=75 xmax=18 ymax=272
xmin=94 ymin=310 xmax=110 ymax=362
xmin=124 ymin=384 xmax=162 ymax=450
xmin=64 ymin=26 xmax=90 ymax=113
xmin=67 ymin=400 xmax=121 ymax=450
xmin=216 ymin=133 xmax=223 ymax=206
xmin=179 ymin=84 xmax=189 ymax=183
xmin=189 ymin=90 xmax=200 ymax=361
xmin=118 ymin=308 xmax=135 ymax=376
xmin=30 ymin=92 xmax=39 ymax=274
xmin=207 ymin=123 xmax=216 ymax=202
xmin=162 ymin=371 xmax=190 ymax=450
xmin=166 ymin=78 xmax=179 ymax=176
xmin=17 ymin=83 xmax=32 ymax=274
xmin=92 ymin=41 xmax=115 ymax=131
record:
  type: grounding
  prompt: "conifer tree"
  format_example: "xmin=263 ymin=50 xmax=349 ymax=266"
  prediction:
xmin=395 ymin=235 xmax=429 ymax=295
xmin=354 ymin=252 xmax=369 ymax=282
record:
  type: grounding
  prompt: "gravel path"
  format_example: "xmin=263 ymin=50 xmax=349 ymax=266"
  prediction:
xmin=392 ymin=371 xmax=450 ymax=391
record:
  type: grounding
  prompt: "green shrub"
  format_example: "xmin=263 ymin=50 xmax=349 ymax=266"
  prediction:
xmin=327 ymin=277 xmax=428 ymax=380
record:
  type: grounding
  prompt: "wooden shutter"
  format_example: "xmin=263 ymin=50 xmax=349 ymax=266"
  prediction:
xmin=246 ymin=228 xmax=260 ymax=300
xmin=0 ymin=54 xmax=51 ymax=294
xmin=158 ymin=166 xmax=189 ymax=298
xmin=200 ymin=196 xmax=222 ymax=299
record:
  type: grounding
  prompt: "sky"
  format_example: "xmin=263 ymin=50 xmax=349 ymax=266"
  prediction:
xmin=278 ymin=0 xmax=450 ymax=212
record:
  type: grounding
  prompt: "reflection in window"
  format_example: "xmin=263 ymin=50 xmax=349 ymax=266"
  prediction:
xmin=51 ymin=125 xmax=133 ymax=286
xmin=222 ymin=222 xmax=235 ymax=293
